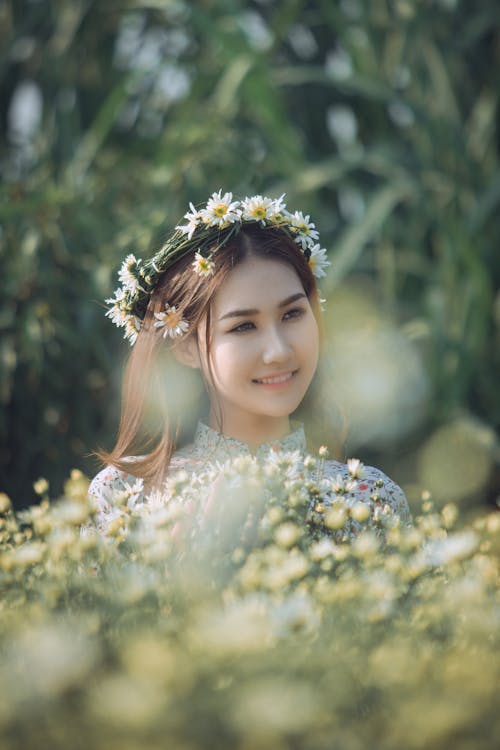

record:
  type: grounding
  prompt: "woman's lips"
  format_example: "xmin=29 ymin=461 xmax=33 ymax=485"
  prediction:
xmin=252 ymin=371 xmax=296 ymax=385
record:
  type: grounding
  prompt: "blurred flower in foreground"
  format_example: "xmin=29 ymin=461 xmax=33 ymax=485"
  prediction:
xmin=0 ymin=463 xmax=498 ymax=749
xmin=418 ymin=415 xmax=497 ymax=507
xmin=320 ymin=283 xmax=430 ymax=449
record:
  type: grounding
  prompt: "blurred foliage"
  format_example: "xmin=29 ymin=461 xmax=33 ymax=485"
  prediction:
xmin=0 ymin=464 xmax=499 ymax=749
xmin=1 ymin=0 xmax=499 ymax=506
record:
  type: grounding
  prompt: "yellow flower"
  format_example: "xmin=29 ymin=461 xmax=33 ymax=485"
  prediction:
xmin=33 ymin=478 xmax=49 ymax=495
xmin=0 ymin=493 xmax=12 ymax=514
xmin=274 ymin=522 xmax=302 ymax=548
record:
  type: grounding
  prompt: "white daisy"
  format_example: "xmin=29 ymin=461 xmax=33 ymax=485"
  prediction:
xmin=307 ymin=244 xmax=330 ymax=278
xmin=176 ymin=202 xmax=202 ymax=240
xmin=154 ymin=304 xmax=189 ymax=339
xmin=271 ymin=193 xmax=287 ymax=215
xmin=118 ymin=254 xmax=143 ymax=294
xmin=105 ymin=288 xmax=128 ymax=328
xmin=347 ymin=458 xmax=365 ymax=479
xmin=253 ymin=194 xmax=287 ymax=225
xmin=331 ymin=474 xmax=347 ymax=494
xmin=192 ymin=251 xmax=215 ymax=277
xmin=287 ymin=210 xmax=320 ymax=249
xmin=200 ymin=190 xmax=241 ymax=227
xmin=123 ymin=315 xmax=142 ymax=346
xmin=241 ymin=194 xmax=284 ymax=223
xmin=345 ymin=478 xmax=359 ymax=494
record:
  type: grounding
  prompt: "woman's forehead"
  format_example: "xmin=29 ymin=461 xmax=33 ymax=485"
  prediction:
xmin=213 ymin=255 xmax=304 ymax=314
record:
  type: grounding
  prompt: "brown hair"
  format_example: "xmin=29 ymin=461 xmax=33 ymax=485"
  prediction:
xmin=98 ymin=225 xmax=323 ymax=488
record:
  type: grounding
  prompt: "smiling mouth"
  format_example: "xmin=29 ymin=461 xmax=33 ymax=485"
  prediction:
xmin=252 ymin=371 xmax=297 ymax=385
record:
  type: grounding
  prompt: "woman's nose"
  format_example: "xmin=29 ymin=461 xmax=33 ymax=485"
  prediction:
xmin=261 ymin=326 xmax=292 ymax=364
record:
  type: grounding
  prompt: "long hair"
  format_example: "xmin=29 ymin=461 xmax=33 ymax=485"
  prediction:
xmin=97 ymin=225 xmax=328 ymax=488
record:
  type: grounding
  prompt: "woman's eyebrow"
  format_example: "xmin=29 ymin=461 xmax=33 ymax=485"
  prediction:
xmin=219 ymin=292 xmax=306 ymax=321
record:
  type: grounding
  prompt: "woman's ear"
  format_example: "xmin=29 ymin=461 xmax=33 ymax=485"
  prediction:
xmin=172 ymin=335 xmax=201 ymax=370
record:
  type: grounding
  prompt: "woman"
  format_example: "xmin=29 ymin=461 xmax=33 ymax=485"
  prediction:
xmin=89 ymin=191 xmax=410 ymax=539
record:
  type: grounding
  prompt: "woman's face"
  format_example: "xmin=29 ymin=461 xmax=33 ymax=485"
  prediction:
xmin=197 ymin=254 xmax=319 ymax=444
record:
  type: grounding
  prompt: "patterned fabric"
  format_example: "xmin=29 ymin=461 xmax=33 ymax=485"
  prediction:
xmin=87 ymin=422 xmax=411 ymax=538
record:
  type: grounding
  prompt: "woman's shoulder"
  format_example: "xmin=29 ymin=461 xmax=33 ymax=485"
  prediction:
xmin=89 ymin=464 xmax=143 ymax=503
xmin=323 ymin=457 xmax=411 ymax=525
xmin=87 ymin=464 xmax=145 ymax=533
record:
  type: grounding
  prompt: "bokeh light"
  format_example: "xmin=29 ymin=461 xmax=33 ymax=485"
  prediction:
xmin=321 ymin=282 xmax=430 ymax=450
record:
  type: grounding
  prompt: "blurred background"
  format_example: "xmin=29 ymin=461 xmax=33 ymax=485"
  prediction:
xmin=1 ymin=0 xmax=499 ymax=511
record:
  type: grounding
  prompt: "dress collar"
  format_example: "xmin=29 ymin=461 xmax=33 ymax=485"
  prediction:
xmin=181 ymin=421 xmax=307 ymax=464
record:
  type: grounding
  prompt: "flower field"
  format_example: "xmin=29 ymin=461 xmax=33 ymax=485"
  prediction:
xmin=0 ymin=456 xmax=498 ymax=750
xmin=1 ymin=2 xmax=499 ymax=745
xmin=2 ymin=1 xmax=499 ymax=510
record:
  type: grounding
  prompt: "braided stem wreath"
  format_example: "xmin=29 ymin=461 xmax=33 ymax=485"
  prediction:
xmin=105 ymin=191 xmax=330 ymax=344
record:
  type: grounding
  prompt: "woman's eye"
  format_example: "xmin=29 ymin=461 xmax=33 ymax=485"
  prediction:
xmin=228 ymin=308 xmax=305 ymax=333
xmin=229 ymin=321 xmax=255 ymax=333
xmin=284 ymin=307 xmax=305 ymax=321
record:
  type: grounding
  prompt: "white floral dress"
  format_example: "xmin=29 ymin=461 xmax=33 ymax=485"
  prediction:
xmin=87 ymin=422 xmax=411 ymax=541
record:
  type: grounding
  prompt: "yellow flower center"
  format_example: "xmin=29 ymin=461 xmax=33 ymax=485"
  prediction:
xmin=252 ymin=207 xmax=266 ymax=219
xmin=214 ymin=204 xmax=227 ymax=217
xmin=298 ymin=223 xmax=309 ymax=234
xmin=309 ymin=257 xmax=316 ymax=270
xmin=165 ymin=311 xmax=181 ymax=328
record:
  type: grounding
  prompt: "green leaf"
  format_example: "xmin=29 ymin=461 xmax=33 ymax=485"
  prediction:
xmin=326 ymin=181 xmax=416 ymax=289
xmin=211 ymin=55 xmax=254 ymax=117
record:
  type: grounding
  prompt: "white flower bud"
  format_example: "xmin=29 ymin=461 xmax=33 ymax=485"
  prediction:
xmin=274 ymin=522 xmax=302 ymax=548
xmin=351 ymin=502 xmax=371 ymax=523
xmin=325 ymin=507 xmax=347 ymax=530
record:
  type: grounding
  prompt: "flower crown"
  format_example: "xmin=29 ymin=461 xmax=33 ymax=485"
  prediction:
xmin=106 ymin=191 xmax=330 ymax=345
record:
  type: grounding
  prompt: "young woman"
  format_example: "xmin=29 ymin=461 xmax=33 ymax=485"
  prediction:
xmin=89 ymin=191 xmax=410 ymax=537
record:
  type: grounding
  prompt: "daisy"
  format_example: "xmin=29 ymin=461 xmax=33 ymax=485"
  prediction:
xmin=123 ymin=315 xmax=142 ymax=346
xmin=287 ymin=211 xmax=320 ymax=249
xmin=307 ymin=244 xmax=330 ymax=278
xmin=266 ymin=449 xmax=304 ymax=479
xmin=241 ymin=194 xmax=285 ymax=223
xmin=118 ymin=254 xmax=143 ymax=294
xmin=154 ymin=303 xmax=189 ymax=339
xmin=347 ymin=458 xmax=365 ymax=479
xmin=105 ymin=288 xmax=130 ymax=328
xmin=201 ymin=190 xmax=241 ymax=227
xmin=192 ymin=251 xmax=215 ymax=277
xmin=271 ymin=193 xmax=287 ymax=215
xmin=331 ymin=474 xmax=347 ymax=494
xmin=176 ymin=202 xmax=202 ymax=240
xmin=345 ymin=478 xmax=359 ymax=494
xmin=249 ymin=194 xmax=287 ymax=225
